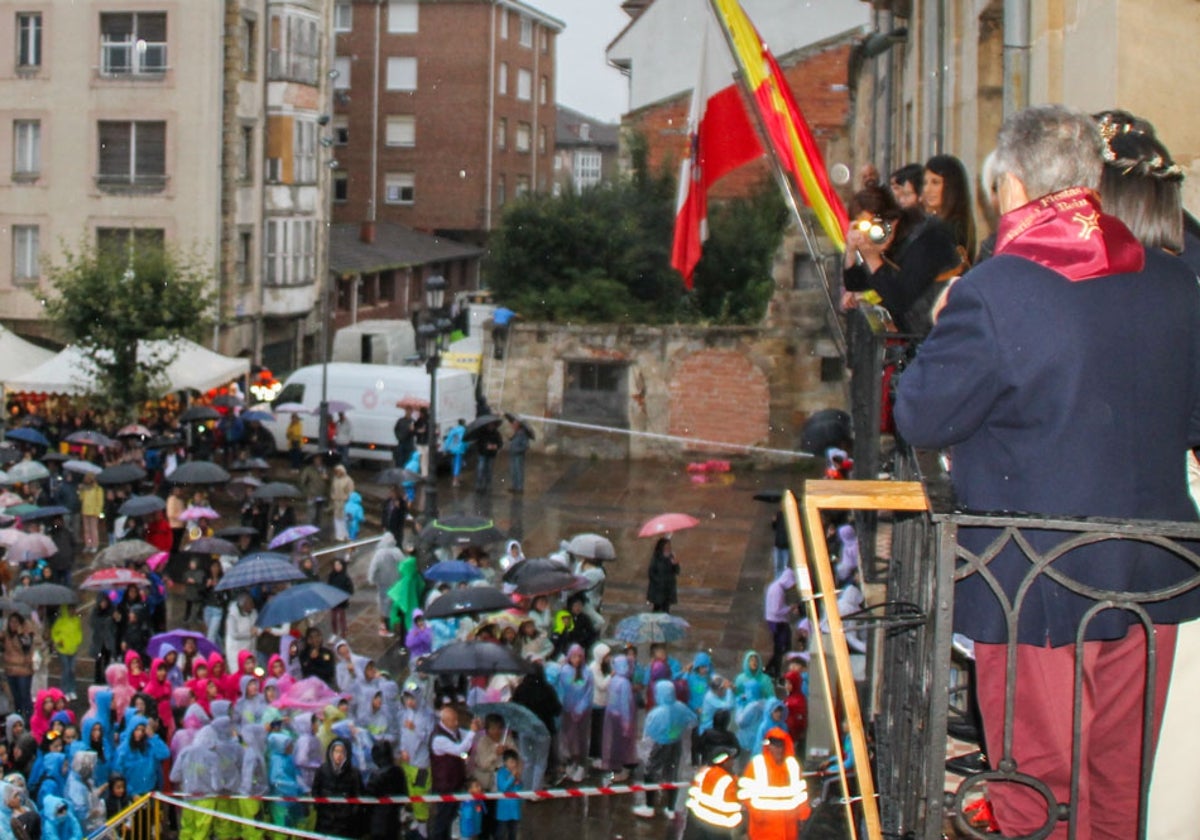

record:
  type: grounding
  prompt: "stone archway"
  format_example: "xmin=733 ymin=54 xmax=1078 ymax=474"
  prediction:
xmin=668 ymin=349 xmax=770 ymax=450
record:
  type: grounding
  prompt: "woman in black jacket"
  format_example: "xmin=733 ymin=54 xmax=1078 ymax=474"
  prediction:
xmin=312 ymin=738 xmax=362 ymax=837
xmin=645 ymin=537 xmax=679 ymax=613
xmin=364 ymin=740 xmax=408 ymax=840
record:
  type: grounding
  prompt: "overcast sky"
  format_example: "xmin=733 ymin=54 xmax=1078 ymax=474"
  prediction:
xmin=536 ymin=0 xmax=630 ymax=124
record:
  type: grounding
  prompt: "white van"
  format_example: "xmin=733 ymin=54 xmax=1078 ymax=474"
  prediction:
xmin=266 ymin=363 xmax=477 ymax=463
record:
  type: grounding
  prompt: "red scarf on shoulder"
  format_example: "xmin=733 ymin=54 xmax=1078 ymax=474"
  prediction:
xmin=994 ymin=187 xmax=1144 ymax=281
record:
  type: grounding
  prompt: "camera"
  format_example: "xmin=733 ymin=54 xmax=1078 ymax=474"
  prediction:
xmin=854 ymin=217 xmax=892 ymax=244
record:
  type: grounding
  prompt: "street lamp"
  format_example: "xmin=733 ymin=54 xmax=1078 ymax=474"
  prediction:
xmin=419 ymin=274 xmax=451 ymax=521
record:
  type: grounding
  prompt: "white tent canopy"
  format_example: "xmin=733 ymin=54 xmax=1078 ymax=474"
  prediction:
xmin=6 ymin=339 xmax=250 ymax=396
xmin=0 ymin=326 xmax=55 ymax=383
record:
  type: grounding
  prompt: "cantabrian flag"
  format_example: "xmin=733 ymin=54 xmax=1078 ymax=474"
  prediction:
xmin=670 ymin=24 xmax=765 ymax=288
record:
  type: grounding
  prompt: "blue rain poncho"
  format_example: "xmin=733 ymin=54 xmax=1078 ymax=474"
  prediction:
xmin=699 ymin=681 xmax=735 ymax=735
xmin=64 ymin=751 xmax=104 ymax=834
xmin=643 ymin=681 xmax=697 ymax=745
xmin=734 ymin=650 xmax=774 ymax=706
xmin=0 ymin=781 xmax=22 ymax=840
xmin=113 ymin=716 xmax=168 ymax=796
xmin=267 ymin=732 xmax=305 ymax=796
xmin=40 ymin=794 xmax=83 ymax=840
xmin=735 ymin=682 xmax=766 ymax=753
xmin=344 ymin=491 xmax=365 ymax=540
xmin=36 ymin=752 xmax=69 ymax=810
xmin=684 ymin=651 xmax=712 ymax=713
xmin=753 ymin=699 xmax=788 ymax=756
xmin=78 ymin=689 xmax=113 ymax=755
xmin=557 ymin=655 xmax=595 ymax=720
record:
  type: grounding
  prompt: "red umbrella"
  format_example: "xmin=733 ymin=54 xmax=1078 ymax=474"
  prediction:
xmin=637 ymin=512 xmax=700 ymax=538
xmin=81 ymin=568 xmax=149 ymax=591
xmin=273 ymin=676 xmax=342 ymax=711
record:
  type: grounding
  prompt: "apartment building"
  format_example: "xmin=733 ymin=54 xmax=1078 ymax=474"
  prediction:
xmin=330 ymin=0 xmax=562 ymax=241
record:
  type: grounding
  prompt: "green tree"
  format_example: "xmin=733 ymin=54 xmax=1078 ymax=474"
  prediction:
xmin=45 ymin=240 xmax=215 ymax=417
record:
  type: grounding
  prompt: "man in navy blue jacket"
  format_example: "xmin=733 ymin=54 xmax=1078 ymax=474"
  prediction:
xmin=895 ymin=105 xmax=1200 ymax=839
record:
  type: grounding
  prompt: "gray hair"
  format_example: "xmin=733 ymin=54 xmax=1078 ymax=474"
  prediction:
xmin=993 ymin=105 xmax=1104 ymax=198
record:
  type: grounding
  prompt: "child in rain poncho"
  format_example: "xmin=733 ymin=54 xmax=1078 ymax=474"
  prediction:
xmin=267 ymin=731 xmax=308 ymax=833
xmin=64 ymin=750 xmax=105 ymax=834
xmin=41 ymin=794 xmax=83 ymax=840
xmin=170 ymin=726 xmax=219 ymax=840
xmin=405 ymin=610 xmax=434 ymax=660
xmin=753 ymin=698 xmax=788 ymax=757
xmin=344 ymin=492 xmax=365 ymax=541
xmin=358 ymin=686 xmax=397 ymax=744
xmin=601 ymin=655 xmax=638 ymax=783
xmin=397 ymin=680 xmax=435 ymax=830
xmin=634 ymin=680 xmax=697 ymax=820
xmin=699 ymin=675 xmax=735 ymax=735
xmin=736 ymin=681 xmax=767 ymax=755
xmin=292 ymin=713 xmax=324 ymax=791
xmin=113 ymin=716 xmax=169 ymax=797
xmin=556 ymin=644 xmax=594 ymax=783
xmin=734 ymin=650 xmax=774 ymax=707
xmin=352 ymin=658 xmax=388 ymax=721
xmin=238 ymin=725 xmax=270 ymax=840
xmin=170 ymin=704 xmax=210 ymax=761
xmin=36 ymin=752 xmax=69 ymax=811
xmin=237 ymin=675 xmax=268 ymax=726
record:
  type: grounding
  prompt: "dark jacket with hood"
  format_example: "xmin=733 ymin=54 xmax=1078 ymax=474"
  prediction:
xmin=311 ymin=737 xmax=362 ymax=836
xmin=364 ymin=741 xmax=407 ymax=839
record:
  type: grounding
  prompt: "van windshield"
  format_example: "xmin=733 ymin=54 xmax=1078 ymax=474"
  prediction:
xmin=274 ymin=383 xmax=305 ymax=407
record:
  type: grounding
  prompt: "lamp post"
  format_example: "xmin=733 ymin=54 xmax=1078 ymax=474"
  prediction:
xmin=418 ymin=274 xmax=451 ymax=521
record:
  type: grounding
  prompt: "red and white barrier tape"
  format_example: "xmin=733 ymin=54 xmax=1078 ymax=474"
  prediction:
xmin=153 ymin=794 xmax=332 ymax=840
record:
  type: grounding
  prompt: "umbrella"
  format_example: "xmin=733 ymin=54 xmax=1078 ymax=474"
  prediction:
xmin=268 ymin=525 xmax=320 ymax=550
xmin=183 ymin=537 xmax=239 ymax=556
xmin=0 ymin=528 xmax=24 ymax=547
xmin=423 ymin=560 xmax=484 ymax=583
xmin=215 ymin=552 xmax=306 ymax=591
xmin=241 ymin=411 xmax=275 ymax=424
xmin=63 ymin=460 xmax=103 ymax=476
xmin=417 ymin=641 xmax=532 ymax=677
xmin=146 ymin=435 xmax=182 ymax=449
xmin=503 ymin=412 xmax=536 ymax=441
xmin=513 ymin=568 xmax=588 ymax=597
xmin=0 ymin=471 xmax=10 ymax=486
xmin=474 ymin=609 xmax=524 ymax=637
xmin=211 ymin=394 xmax=244 ymax=408
xmin=424 ymin=586 xmax=514 ymax=619
xmin=214 ymin=525 xmax=259 ymax=539
xmin=566 ymin=533 xmax=616 ymax=561
xmin=226 ymin=476 xmax=263 ymax=499
xmin=256 ymin=582 xmax=350 ymax=627
xmin=119 ymin=495 xmax=166 ymax=517
xmin=502 ymin=556 xmax=571 ymax=585
xmin=14 ymin=584 xmax=78 ymax=607
xmin=274 ymin=676 xmax=341 ymax=711
xmin=273 ymin=403 xmax=309 ymax=414
xmin=5 ymin=428 xmax=49 ymax=448
xmin=117 ymin=424 xmax=153 ymax=438
xmin=4 ymin=533 xmax=56 ymax=562
xmin=169 ymin=461 xmax=231 ymax=485
xmin=41 ymin=452 xmax=68 ymax=463
xmin=471 ymin=701 xmax=550 ymax=744
xmin=325 ymin=400 xmax=354 ymax=413
xmin=637 ymin=512 xmax=701 ymax=538
xmin=464 ymin=414 xmax=503 ymax=441
xmin=374 ymin=467 xmax=422 ymax=486
xmin=20 ymin=505 xmax=69 ymax=523
xmin=4 ymin=504 xmax=38 ymax=518
xmin=179 ymin=506 xmax=220 ymax=521
xmin=65 ymin=430 xmax=113 ymax=448
xmin=0 ymin=448 xmax=19 ymax=466
xmin=81 ymin=568 xmax=148 ymax=591
xmin=252 ymin=482 xmax=302 ymax=501
xmin=418 ymin=514 xmax=506 ymax=549
xmin=178 ymin=405 xmax=221 ymax=423
xmin=93 ymin=540 xmax=159 ymax=567
xmin=7 ymin=461 xmax=49 ymax=483
xmin=0 ymin=493 xmax=22 ymax=508
xmin=147 ymin=630 xmax=219 ymax=660
xmin=614 ymin=612 xmax=691 ymax=645
xmin=752 ymin=490 xmax=785 ymax=503
xmin=230 ymin=457 xmax=271 ymax=471
xmin=800 ymin=408 xmax=853 ymax=456
xmin=146 ymin=551 xmax=169 ymax=572
xmin=0 ymin=600 xmax=32 ymax=617
xmin=97 ymin=464 xmax=147 ymax=486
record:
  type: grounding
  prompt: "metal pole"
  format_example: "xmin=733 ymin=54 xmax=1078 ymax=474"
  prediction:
xmin=426 ymin=352 xmax=439 ymax=521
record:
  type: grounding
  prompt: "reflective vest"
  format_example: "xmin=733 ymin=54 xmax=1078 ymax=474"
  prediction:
xmin=686 ymin=765 xmax=743 ymax=829
xmin=737 ymin=753 xmax=808 ymax=813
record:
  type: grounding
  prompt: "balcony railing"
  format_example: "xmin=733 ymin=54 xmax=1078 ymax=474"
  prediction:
xmin=100 ymin=40 xmax=168 ymax=77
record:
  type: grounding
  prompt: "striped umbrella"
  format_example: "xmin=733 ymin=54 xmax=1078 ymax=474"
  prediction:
xmin=215 ymin=552 xmax=306 ymax=592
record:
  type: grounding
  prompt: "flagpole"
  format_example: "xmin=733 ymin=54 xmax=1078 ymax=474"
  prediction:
xmin=703 ymin=0 xmax=847 ymax=358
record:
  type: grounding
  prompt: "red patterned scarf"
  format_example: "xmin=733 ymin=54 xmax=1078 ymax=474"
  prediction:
xmin=994 ymin=187 xmax=1144 ymax=280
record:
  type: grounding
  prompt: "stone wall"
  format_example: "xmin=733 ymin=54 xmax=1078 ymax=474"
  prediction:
xmin=484 ymin=290 xmax=846 ymax=463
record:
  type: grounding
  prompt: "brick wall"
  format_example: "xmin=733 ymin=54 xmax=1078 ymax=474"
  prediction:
xmin=668 ymin=349 xmax=770 ymax=449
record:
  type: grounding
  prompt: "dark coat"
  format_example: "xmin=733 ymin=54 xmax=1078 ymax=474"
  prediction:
xmin=312 ymin=738 xmax=362 ymax=836
xmin=364 ymin=743 xmax=407 ymax=840
xmin=512 ymin=666 xmax=563 ymax=735
xmin=646 ymin=546 xmax=679 ymax=608
xmin=895 ymin=247 xmax=1200 ymax=644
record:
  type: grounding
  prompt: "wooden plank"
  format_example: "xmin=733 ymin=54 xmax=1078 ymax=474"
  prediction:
xmin=802 ymin=479 xmax=928 ymax=511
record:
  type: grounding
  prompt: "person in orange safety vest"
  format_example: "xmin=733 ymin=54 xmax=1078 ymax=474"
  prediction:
xmin=684 ymin=745 xmax=742 ymax=839
xmin=737 ymin=726 xmax=811 ymax=840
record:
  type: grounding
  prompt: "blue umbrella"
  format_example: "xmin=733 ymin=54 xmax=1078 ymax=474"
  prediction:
xmin=147 ymin=630 xmax=219 ymax=660
xmin=215 ymin=551 xmax=306 ymax=592
xmin=241 ymin=410 xmax=275 ymax=423
xmin=423 ymin=560 xmax=484 ymax=583
xmin=256 ymin=582 xmax=350 ymax=627
xmin=613 ymin=612 xmax=690 ymax=645
xmin=20 ymin=505 xmax=70 ymax=523
xmin=5 ymin=428 xmax=49 ymax=448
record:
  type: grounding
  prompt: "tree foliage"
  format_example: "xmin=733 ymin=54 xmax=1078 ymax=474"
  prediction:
xmin=45 ymin=240 xmax=215 ymax=416
xmin=486 ymin=135 xmax=789 ymax=326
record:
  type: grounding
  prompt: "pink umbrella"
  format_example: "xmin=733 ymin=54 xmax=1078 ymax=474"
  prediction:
xmin=273 ymin=676 xmax=341 ymax=711
xmin=0 ymin=492 xmax=23 ymax=509
xmin=146 ymin=552 xmax=170 ymax=573
xmin=81 ymin=568 xmax=149 ymax=591
xmin=5 ymin=532 xmax=56 ymax=563
xmin=117 ymin=424 xmax=153 ymax=438
xmin=179 ymin=506 xmax=220 ymax=522
xmin=637 ymin=512 xmax=701 ymax=538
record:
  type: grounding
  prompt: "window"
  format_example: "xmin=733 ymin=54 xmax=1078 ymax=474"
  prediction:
xmin=386 ymin=57 xmax=416 ymax=91
xmin=333 ymin=1 xmax=352 ymax=32
xmin=239 ymin=15 xmax=257 ymax=78
xmin=16 ymin=13 xmax=41 ymax=69
xmin=385 ymin=115 xmax=415 ymax=147
xmin=267 ymin=11 xmax=319 ymax=84
xmin=541 ymin=29 xmax=549 ymax=53
xmin=515 ymin=174 xmax=530 ymax=196
xmin=236 ymin=229 xmax=253 ymax=286
xmin=264 ymin=219 xmax=316 ymax=286
xmin=538 ymin=125 xmax=546 ymax=154
xmin=540 ymin=75 xmax=548 ymax=105
xmin=387 ymin=0 xmax=418 ymax=33
xmin=517 ymin=68 xmax=532 ymax=101
xmin=96 ymin=227 xmax=165 ymax=260
xmin=574 ymin=150 xmax=602 ymax=189
xmin=293 ymin=118 xmax=316 ymax=184
xmin=237 ymin=124 xmax=254 ymax=182
xmin=97 ymin=121 xmax=166 ymax=190
xmin=496 ymin=117 xmax=506 ymax=150
xmin=13 ymin=120 xmax=40 ymax=178
xmin=384 ymin=172 xmax=414 ymax=204
xmin=100 ymin=12 xmax=168 ymax=76
xmin=499 ymin=8 xmax=508 ymax=39
xmin=12 ymin=225 xmax=38 ymax=284
xmin=515 ymin=122 xmax=531 ymax=153
xmin=333 ymin=56 xmax=351 ymax=90
xmin=519 ymin=17 xmax=533 ymax=47
xmin=497 ymin=174 xmax=506 ymax=207
xmin=332 ymin=116 xmax=349 ymax=145
xmin=333 ymin=171 xmax=348 ymax=202
xmin=564 ymin=361 xmax=628 ymax=426
xmin=497 ymin=62 xmax=507 ymax=95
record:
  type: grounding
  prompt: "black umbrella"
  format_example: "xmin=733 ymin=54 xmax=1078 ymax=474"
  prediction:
xmin=168 ymin=461 xmax=231 ymax=485
xmin=252 ymin=481 xmax=302 ymax=500
xmin=423 ymin=585 xmax=514 ymax=620
xmin=0 ymin=600 xmax=32 ymax=617
xmin=14 ymin=584 xmax=78 ymax=607
xmin=146 ymin=435 xmax=182 ymax=449
xmin=119 ymin=495 xmax=166 ymax=517
xmin=178 ymin=405 xmax=221 ymax=423
xmin=182 ymin=537 xmax=239 ymax=556
xmin=416 ymin=640 xmax=532 ymax=677
xmin=503 ymin=412 xmax=536 ymax=441
xmin=97 ymin=463 xmax=147 ymax=486
xmin=40 ymin=452 xmax=69 ymax=463
xmin=0 ymin=447 xmax=20 ymax=466
xmin=502 ymin=556 xmax=571 ymax=585
xmin=374 ymin=467 xmax=422 ymax=486
xmin=65 ymin=430 xmax=114 ymax=448
xmin=800 ymin=408 xmax=852 ymax=456
xmin=20 ymin=505 xmax=70 ymax=523
xmin=513 ymin=568 xmax=588 ymax=597
xmin=464 ymin=414 xmax=503 ymax=441
xmin=211 ymin=394 xmax=244 ymax=409
xmin=214 ymin=525 xmax=259 ymax=539
xmin=230 ymin=457 xmax=270 ymax=471
xmin=417 ymin=514 xmax=507 ymax=549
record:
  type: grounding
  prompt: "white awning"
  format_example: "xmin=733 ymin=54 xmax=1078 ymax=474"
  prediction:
xmin=0 ymin=326 xmax=55 ymax=383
